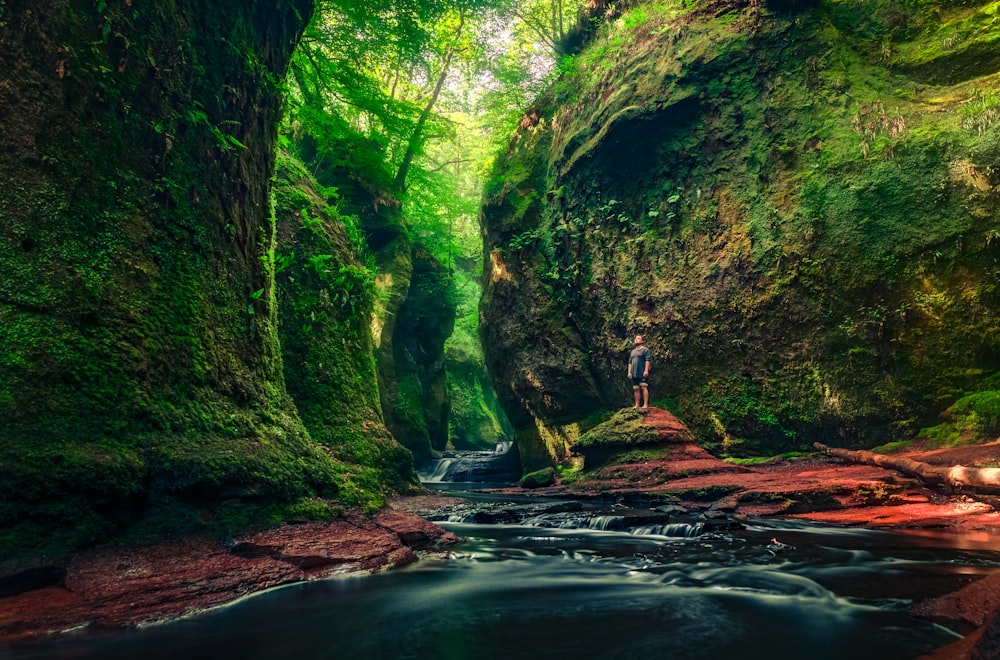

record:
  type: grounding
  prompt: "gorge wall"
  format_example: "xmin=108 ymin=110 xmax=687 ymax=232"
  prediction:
xmin=272 ymin=153 xmax=418 ymax=501
xmin=481 ymin=0 xmax=1000 ymax=470
xmin=0 ymin=0 xmax=449 ymax=560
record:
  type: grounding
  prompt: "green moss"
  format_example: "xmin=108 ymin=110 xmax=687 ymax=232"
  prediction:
xmin=948 ymin=390 xmax=1000 ymax=433
xmin=273 ymin=150 xmax=418 ymax=505
xmin=915 ymin=389 xmax=1000 ymax=447
xmin=555 ymin=463 xmax=584 ymax=484
xmin=723 ymin=451 xmax=813 ymax=465
xmin=0 ymin=0 xmax=350 ymax=559
xmin=520 ymin=467 xmax=556 ymax=488
xmin=572 ymin=409 xmax=661 ymax=449
xmin=611 ymin=447 xmax=673 ymax=464
xmin=870 ymin=440 xmax=914 ymax=454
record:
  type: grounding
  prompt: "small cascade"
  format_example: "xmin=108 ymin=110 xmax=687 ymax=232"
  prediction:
xmin=419 ymin=458 xmax=457 ymax=483
xmin=519 ymin=512 xmax=705 ymax=539
xmin=587 ymin=515 xmax=626 ymax=531
xmin=632 ymin=522 xmax=705 ymax=538
xmin=493 ymin=440 xmax=513 ymax=455
xmin=418 ymin=441 xmax=519 ymax=484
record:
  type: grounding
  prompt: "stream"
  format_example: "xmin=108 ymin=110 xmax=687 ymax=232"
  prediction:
xmin=7 ymin=448 xmax=1000 ymax=660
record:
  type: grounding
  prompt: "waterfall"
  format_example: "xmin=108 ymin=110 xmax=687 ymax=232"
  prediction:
xmin=419 ymin=458 xmax=456 ymax=483
xmin=519 ymin=514 xmax=703 ymax=538
xmin=493 ymin=440 xmax=513 ymax=455
xmin=417 ymin=443 xmax=519 ymax=484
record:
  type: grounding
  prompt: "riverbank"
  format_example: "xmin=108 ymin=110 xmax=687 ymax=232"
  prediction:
xmin=559 ymin=408 xmax=1000 ymax=531
xmin=0 ymin=510 xmax=456 ymax=646
xmin=477 ymin=407 xmax=1000 ymax=660
xmin=4 ymin=408 xmax=998 ymax=657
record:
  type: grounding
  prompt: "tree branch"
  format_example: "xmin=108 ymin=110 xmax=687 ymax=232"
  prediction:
xmin=427 ymin=157 xmax=474 ymax=173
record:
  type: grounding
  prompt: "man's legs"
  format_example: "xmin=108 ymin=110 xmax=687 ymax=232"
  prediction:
xmin=641 ymin=383 xmax=649 ymax=409
xmin=633 ymin=385 xmax=641 ymax=409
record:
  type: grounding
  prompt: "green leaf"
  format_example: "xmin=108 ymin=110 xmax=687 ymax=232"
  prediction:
xmin=225 ymin=134 xmax=248 ymax=149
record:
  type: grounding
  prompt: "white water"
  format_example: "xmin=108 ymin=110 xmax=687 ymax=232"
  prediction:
xmin=419 ymin=458 xmax=456 ymax=483
xmin=418 ymin=442 xmax=517 ymax=484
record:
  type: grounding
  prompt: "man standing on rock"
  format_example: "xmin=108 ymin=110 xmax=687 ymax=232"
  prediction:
xmin=628 ymin=335 xmax=652 ymax=410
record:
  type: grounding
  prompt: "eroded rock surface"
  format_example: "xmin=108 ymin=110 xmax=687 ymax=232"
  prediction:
xmin=0 ymin=512 xmax=456 ymax=644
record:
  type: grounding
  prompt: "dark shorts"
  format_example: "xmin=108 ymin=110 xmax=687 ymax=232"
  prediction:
xmin=630 ymin=377 xmax=648 ymax=389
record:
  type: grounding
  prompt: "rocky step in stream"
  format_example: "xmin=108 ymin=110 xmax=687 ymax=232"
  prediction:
xmin=414 ymin=497 xmax=740 ymax=539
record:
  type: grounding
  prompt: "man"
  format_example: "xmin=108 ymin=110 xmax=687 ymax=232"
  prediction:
xmin=628 ymin=335 xmax=651 ymax=410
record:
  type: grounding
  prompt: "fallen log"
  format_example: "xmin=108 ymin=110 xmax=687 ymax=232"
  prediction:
xmin=813 ymin=442 xmax=1000 ymax=490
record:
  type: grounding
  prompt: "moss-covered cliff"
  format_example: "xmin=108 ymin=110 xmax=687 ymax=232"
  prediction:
xmin=445 ymin=251 xmax=513 ymax=450
xmin=481 ymin=0 xmax=1000 ymax=468
xmin=371 ymin=232 xmax=457 ymax=462
xmin=0 ymin=0 xmax=385 ymax=558
xmin=287 ymin=137 xmax=460 ymax=463
xmin=273 ymin=152 xmax=417 ymax=502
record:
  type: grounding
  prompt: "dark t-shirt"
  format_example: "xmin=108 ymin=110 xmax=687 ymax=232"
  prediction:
xmin=629 ymin=346 xmax=651 ymax=379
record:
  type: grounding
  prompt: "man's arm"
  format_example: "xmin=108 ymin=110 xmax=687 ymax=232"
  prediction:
xmin=643 ymin=349 xmax=650 ymax=377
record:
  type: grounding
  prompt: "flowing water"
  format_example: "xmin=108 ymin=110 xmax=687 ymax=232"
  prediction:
xmin=7 ymin=492 xmax=1000 ymax=660
xmin=418 ymin=442 xmax=518 ymax=485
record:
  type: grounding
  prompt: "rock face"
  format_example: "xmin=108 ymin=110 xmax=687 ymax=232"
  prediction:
xmin=0 ymin=0 xmax=459 ymax=554
xmin=273 ymin=153 xmax=417 ymax=499
xmin=481 ymin=0 xmax=1000 ymax=468
xmin=571 ymin=407 xmax=694 ymax=467
xmin=445 ymin=247 xmax=513 ymax=450
xmin=445 ymin=332 xmax=512 ymax=449
xmin=0 ymin=0 xmax=351 ymax=557
xmin=393 ymin=244 xmax=457 ymax=455
xmin=371 ymin=232 xmax=457 ymax=463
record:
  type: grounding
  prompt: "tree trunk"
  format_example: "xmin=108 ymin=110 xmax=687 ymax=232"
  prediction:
xmin=392 ymin=12 xmax=465 ymax=193
xmin=814 ymin=443 xmax=1000 ymax=490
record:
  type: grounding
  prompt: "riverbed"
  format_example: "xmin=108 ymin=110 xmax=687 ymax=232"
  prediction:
xmin=6 ymin=492 xmax=998 ymax=660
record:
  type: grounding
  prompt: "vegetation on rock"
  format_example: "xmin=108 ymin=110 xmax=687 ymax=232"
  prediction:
xmin=481 ymin=0 xmax=1000 ymax=469
xmin=571 ymin=409 xmax=662 ymax=451
xmin=273 ymin=150 xmax=418 ymax=506
xmin=0 ymin=0 xmax=339 ymax=558
xmin=915 ymin=389 xmax=1000 ymax=447
xmin=519 ymin=467 xmax=557 ymax=488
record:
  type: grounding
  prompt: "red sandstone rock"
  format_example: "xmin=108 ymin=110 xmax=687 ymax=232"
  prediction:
xmin=913 ymin=572 xmax=1000 ymax=634
xmin=0 ymin=512 xmax=456 ymax=645
xmin=640 ymin=407 xmax=694 ymax=441
xmin=375 ymin=508 xmax=460 ymax=546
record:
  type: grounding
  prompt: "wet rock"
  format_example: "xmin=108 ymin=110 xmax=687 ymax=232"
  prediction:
xmin=0 ymin=562 xmax=65 ymax=598
xmin=973 ymin=610 xmax=1000 ymax=660
xmin=375 ymin=509 xmax=460 ymax=547
xmin=542 ymin=501 xmax=585 ymax=514
xmin=470 ymin=510 xmax=520 ymax=525
xmin=0 ymin=513 xmax=456 ymax=644
xmin=229 ymin=542 xmax=282 ymax=559
xmin=913 ymin=572 xmax=1000 ymax=635
xmin=654 ymin=505 xmax=689 ymax=516
xmin=570 ymin=408 xmax=693 ymax=468
xmin=698 ymin=510 xmax=745 ymax=532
